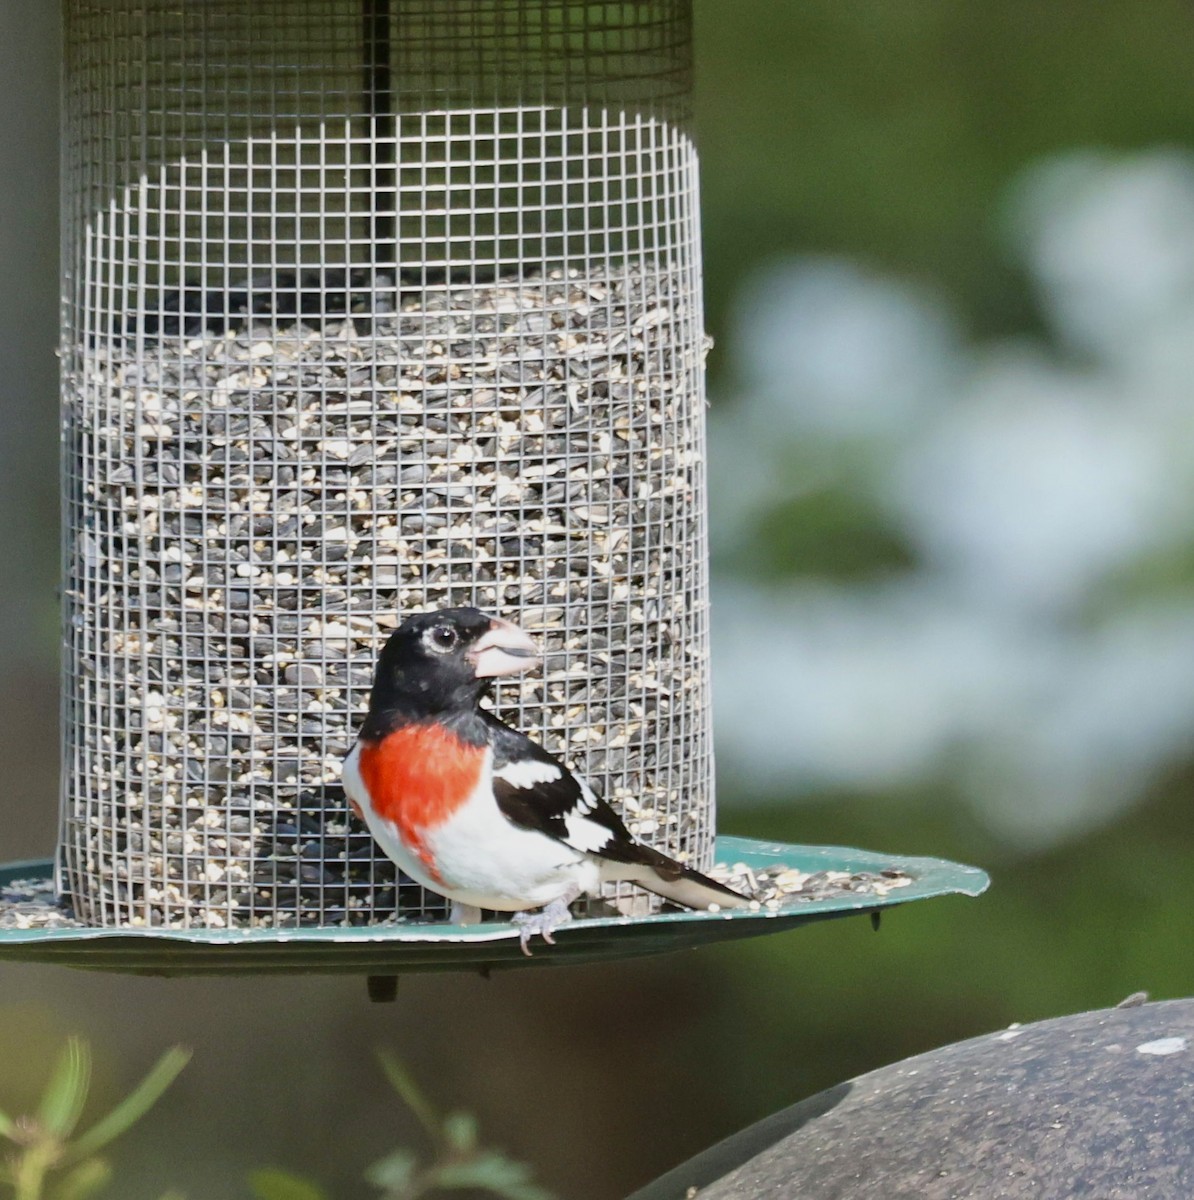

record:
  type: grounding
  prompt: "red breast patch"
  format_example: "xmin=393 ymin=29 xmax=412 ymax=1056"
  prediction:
xmin=357 ymin=724 xmax=486 ymax=882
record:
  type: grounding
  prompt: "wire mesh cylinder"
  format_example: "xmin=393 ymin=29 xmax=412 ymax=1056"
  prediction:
xmin=59 ymin=0 xmax=712 ymax=928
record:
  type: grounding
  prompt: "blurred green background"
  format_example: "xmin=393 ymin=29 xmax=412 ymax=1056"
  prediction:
xmin=3 ymin=2 xmax=1194 ymax=1197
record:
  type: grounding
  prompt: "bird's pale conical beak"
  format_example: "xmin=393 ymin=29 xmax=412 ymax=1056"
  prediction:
xmin=469 ymin=617 xmax=540 ymax=678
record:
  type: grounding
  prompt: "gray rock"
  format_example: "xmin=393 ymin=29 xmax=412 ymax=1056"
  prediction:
xmin=629 ymin=999 xmax=1194 ymax=1200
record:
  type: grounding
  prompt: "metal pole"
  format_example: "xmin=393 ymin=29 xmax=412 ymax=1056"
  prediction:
xmin=362 ymin=0 xmax=396 ymax=265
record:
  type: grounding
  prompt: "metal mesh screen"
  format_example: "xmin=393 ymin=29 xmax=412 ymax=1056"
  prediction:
xmin=59 ymin=0 xmax=712 ymax=929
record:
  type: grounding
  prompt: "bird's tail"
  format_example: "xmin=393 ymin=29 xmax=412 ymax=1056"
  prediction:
xmin=640 ymin=865 xmax=752 ymax=911
xmin=611 ymin=845 xmax=752 ymax=911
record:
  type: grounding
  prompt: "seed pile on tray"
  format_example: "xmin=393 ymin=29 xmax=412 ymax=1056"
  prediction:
xmin=0 ymin=863 xmax=915 ymax=932
xmin=0 ymin=877 xmax=83 ymax=931
xmin=707 ymin=861 xmax=914 ymax=911
xmin=59 ymin=264 xmax=715 ymax=928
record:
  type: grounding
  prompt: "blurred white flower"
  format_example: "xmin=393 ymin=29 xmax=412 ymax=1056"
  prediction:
xmin=713 ymin=581 xmax=1053 ymax=793
xmin=963 ymin=603 xmax=1194 ymax=844
xmin=714 ymin=585 xmax=1194 ymax=847
xmin=1008 ymin=149 xmax=1194 ymax=363
xmin=729 ymin=257 xmax=961 ymax=440
xmin=887 ymin=350 xmax=1191 ymax=612
xmin=713 ymin=148 xmax=1194 ymax=848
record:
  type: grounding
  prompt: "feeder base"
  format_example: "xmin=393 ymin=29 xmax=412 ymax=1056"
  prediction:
xmin=0 ymin=838 xmax=987 ymax=978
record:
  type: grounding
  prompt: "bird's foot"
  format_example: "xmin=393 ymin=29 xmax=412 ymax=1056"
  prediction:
xmin=512 ymin=889 xmax=579 ymax=957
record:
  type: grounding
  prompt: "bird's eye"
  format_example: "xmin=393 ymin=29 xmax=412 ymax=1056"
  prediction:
xmin=428 ymin=625 xmax=457 ymax=652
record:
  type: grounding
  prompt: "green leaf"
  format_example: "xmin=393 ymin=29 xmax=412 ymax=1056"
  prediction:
xmin=156 ymin=1191 xmax=187 ymax=1200
xmin=248 ymin=1167 xmax=330 ymax=1200
xmin=0 ymin=1107 xmax=18 ymax=1141
xmin=364 ymin=1148 xmax=419 ymax=1192
xmin=431 ymin=1151 xmax=554 ymax=1199
xmin=375 ymin=1051 xmax=440 ymax=1141
xmin=65 ymin=1046 xmax=191 ymax=1163
xmin=442 ymin=1112 xmax=477 ymax=1154
xmin=38 ymin=1037 xmax=92 ymax=1138
xmin=49 ymin=1156 xmax=111 ymax=1200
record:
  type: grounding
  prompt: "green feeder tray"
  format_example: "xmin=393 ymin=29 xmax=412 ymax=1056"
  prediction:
xmin=0 ymin=837 xmax=987 ymax=984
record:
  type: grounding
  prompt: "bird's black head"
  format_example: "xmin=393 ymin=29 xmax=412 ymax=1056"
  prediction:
xmin=363 ymin=607 xmax=540 ymax=733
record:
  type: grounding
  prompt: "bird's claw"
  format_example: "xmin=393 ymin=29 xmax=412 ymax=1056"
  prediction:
xmin=512 ymin=897 xmax=575 ymax=957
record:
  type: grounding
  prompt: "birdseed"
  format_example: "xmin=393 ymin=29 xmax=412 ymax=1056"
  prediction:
xmin=59 ymin=264 xmax=715 ymax=928
xmin=0 ymin=864 xmax=916 ymax=932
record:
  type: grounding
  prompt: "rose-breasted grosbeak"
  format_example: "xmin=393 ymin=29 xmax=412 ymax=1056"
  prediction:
xmin=343 ymin=607 xmax=748 ymax=953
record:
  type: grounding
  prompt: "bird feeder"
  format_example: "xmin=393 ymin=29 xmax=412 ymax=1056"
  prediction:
xmin=0 ymin=0 xmax=986 ymax=978
xmin=58 ymin=0 xmax=716 ymax=931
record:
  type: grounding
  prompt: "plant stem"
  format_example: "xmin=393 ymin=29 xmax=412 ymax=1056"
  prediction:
xmin=13 ymin=1142 xmax=56 ymax=1200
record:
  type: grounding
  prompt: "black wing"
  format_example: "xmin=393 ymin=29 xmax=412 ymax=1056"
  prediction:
xmin=484 ymin=712 xmax=749 ymax=906
xmin=483 ymin=713 xmax=646 ymax=865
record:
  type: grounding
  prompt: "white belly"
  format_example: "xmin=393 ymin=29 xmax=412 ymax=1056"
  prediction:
xmin=343 ymin=741 xmax=600 ymax=912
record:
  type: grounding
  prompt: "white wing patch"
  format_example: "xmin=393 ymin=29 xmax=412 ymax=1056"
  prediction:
xmin=495 ymin=759 xmax=563 ymax=789
xmin=563 ymin=811 xmax=616 ymax=854
xmin=576 ymin=780 xmax=599 ymax=814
